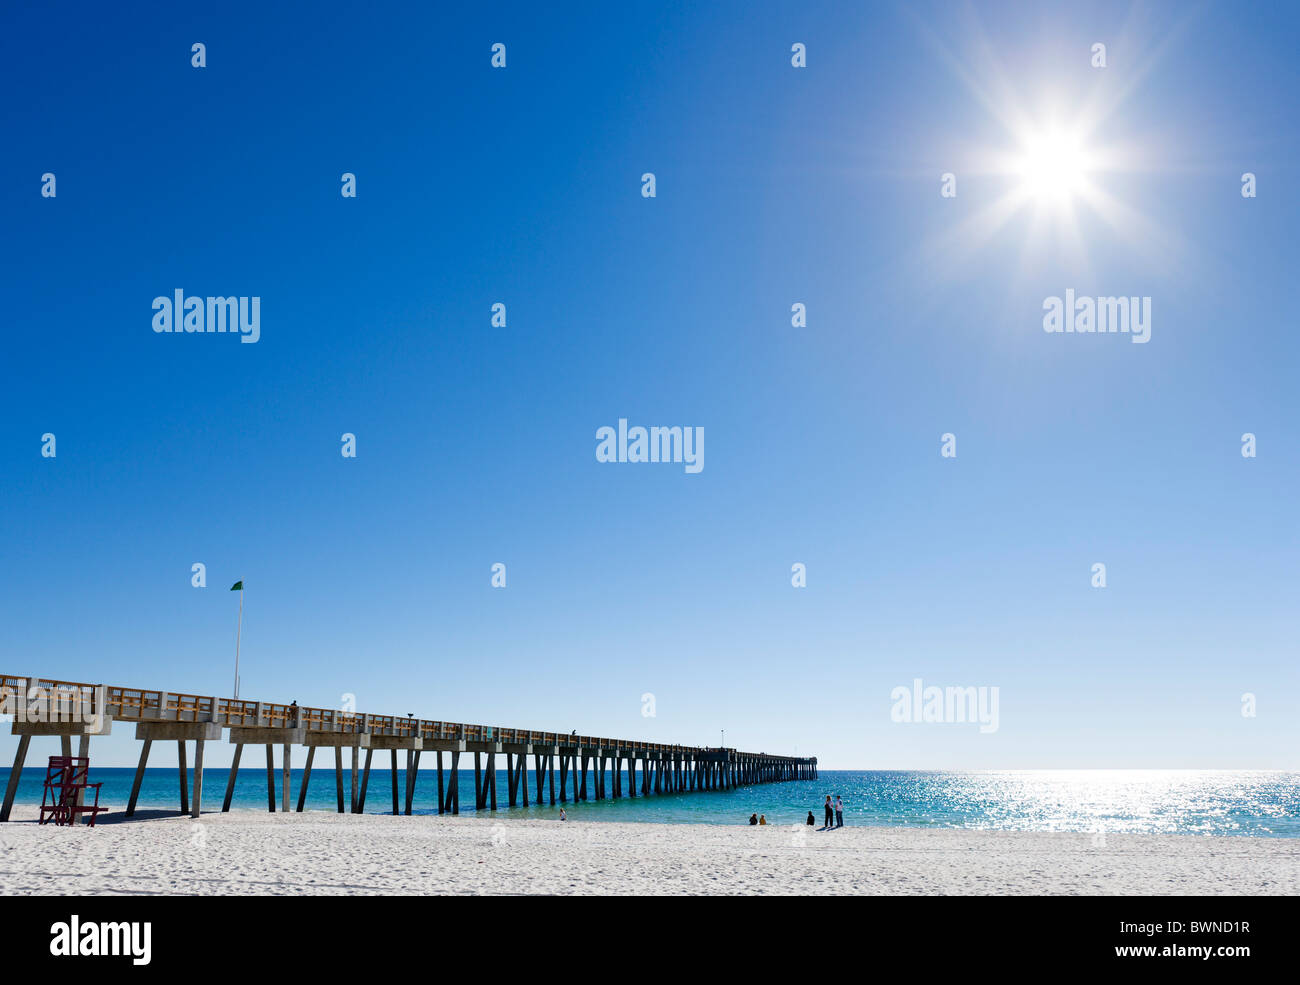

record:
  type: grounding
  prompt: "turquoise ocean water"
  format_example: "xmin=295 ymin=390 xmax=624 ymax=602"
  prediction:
xmin=4 ymin=768 xmax=1297 ymax=836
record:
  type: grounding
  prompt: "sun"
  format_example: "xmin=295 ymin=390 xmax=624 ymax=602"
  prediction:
xmin=899 ymin=14 xmax=1190 ymax=286
xmin=1013 ymin=125 xmax=1093 ymax=207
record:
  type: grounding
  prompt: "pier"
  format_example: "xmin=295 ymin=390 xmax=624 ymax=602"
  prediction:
xmin=0 ymin=674 xmax=816 ymax=821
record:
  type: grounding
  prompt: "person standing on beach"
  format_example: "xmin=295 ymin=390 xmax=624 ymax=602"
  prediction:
xmin=835 ymin=795 xmax=844 ymax=828
xmin=823 ymin=795 xmax=833 ymax=829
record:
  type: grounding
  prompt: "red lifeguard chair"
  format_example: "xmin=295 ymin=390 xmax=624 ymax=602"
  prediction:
xmin=39 ymin=756 xmax=107 ymax=827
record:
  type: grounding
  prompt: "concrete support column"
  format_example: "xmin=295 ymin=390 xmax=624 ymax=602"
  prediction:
xmin=450 ymin=751 xmax=460 ymax=814
xmin=349 ymin=745 xmax=359 ymax=814
xmin=403 ymin=750 xmax=420 ymax=815
xmin=264 ymin=744 xmax=276 ymax=812
xmin=192 ymin=738 xmax=205 ymax=818
xmin=298 ymin=746 xmax=315 ymax=812
xmin=436 ymin=751 xmax=445 ymax=815
xmin=0 ymin=735 xmax=32 ymax=823
xmin=357 ymin=748 xmax=373 ymax=814
xmin=282 ymin=743 xmax=292 ymax=813
xmin=127 ymin=738 xmax=152 ymax=817
xmin=223 ymin=744 xmax=243 ymax=812
xmin=335 ymin=746 xmax=345 ymax=812
xmin=391 ymin=749 xmax=400 ymax=815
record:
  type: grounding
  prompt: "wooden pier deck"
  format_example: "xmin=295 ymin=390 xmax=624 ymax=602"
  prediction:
xmin=0 ymin=674 xmax=816 ymax=821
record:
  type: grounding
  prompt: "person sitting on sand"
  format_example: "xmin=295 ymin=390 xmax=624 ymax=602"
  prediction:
xmin=758 ymin=814 xmax=767 ymax=825
xmin=806 ymin=811 xmax=815 ymax=826
xmin=749 ymin=813 xmax=758 ymax=825
xmin=823 ymin=795 xmax=833 ymax=829
xmin=559 ymin=808 xmax=567 ymax=821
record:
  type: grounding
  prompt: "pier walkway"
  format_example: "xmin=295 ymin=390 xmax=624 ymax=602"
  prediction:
xmin=0 ymin=674 xmax=816 ymax=821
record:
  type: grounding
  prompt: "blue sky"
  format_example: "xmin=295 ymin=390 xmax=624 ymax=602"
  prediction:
xmin=2 ymin=1 xmax=1297 ymax=769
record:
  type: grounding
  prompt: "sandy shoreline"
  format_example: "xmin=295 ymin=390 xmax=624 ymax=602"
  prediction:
xmin=1 ymin=806 xmax=1297 ymax=895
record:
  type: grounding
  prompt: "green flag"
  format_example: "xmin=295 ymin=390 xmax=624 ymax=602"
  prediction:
xmin=230 ymin=580 xmax=243 ymax=591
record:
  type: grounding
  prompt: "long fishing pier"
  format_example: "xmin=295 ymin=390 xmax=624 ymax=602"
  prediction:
xmin=0 ymin=674 xmax=816 ymax=821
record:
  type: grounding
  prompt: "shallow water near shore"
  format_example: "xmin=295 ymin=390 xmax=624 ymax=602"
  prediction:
xmin=5 ymin=767 xmax=1297 ymax=837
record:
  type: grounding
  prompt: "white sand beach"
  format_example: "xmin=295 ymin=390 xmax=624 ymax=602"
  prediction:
xmin=1 ymin=806 xmax=1296 ymax=895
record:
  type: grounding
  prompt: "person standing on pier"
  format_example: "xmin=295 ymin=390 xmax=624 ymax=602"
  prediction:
xmin=823 ymin=795 xmax=833 ymax=829
xmin=834 ymin=795 xmax=844 ymax=828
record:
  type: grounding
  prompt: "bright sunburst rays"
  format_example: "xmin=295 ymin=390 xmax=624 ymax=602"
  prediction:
xmin=936 ymin=101 xmax=1163 ymax=283
xmin=900 ymin=6 xmax=1197 ymax=286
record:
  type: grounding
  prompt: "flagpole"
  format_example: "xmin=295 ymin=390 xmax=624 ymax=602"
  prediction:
xmin=234 ymin=585 xmax=243 ymax=699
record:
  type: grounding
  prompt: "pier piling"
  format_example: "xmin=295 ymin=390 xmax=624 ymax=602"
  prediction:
xmin=298 ymin=746 xmax=316 ymax=812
